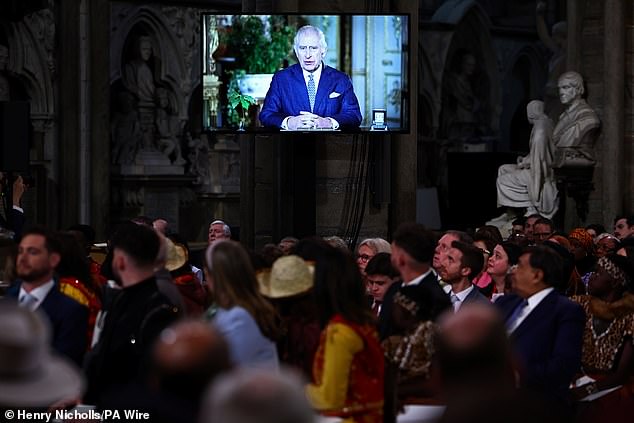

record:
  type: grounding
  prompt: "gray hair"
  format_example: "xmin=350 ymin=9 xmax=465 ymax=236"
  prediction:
xmin=357 ymin=237 xmax=392 ymax=255
xmin=323 ymin=235 xmax=349 ymax=252
xmin=200 ymin=367 xmax=315 ymax=423
xmin=294 ymin=25 xmax=327 ymax=51
xmin=211 ymin=220 xmax=231 ymax=237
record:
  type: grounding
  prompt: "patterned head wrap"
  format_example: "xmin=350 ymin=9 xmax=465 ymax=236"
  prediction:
xmin=393 ymin=292 xmax=419 ymax=317
xmin=597 ymin=256 xmax=630 ymax=287
xmin=568 ymin=228 xmax=594 ymax=253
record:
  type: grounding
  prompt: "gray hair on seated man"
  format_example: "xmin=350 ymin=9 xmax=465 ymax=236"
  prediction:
xmin=208 ymin=220 xmax=232 ymax=245
xmin=199 ymin=367 xmax=315 ymax=423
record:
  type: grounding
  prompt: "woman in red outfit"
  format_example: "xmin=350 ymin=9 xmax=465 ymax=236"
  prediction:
xmin=306 ymin=245 xmax=384 ymax=423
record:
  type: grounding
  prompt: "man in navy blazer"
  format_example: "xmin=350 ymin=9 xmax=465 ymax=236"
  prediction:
xmin=259 ymin=25 xmax=362 ymax=130
xmin=438 ymin=240 xmax=490 ymax=312
xmin=496 ymin=245 xmax=584 ymax=415
xmin=8 ymin=226 xmax=88 ymax=365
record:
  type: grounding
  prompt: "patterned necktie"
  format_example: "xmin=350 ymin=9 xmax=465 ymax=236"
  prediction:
xmin=307 ymin=73 xmax=316 ymax=112
xmin=450 ymin=293 xmax=461 ymax=312
xmin=20 ymin=293 xmax=38 ymax=311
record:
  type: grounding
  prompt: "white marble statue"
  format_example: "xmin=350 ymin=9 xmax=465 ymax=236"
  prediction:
xmin=488 ymin=100 xmax=558 ymax=232
xmin=552 ymin=71 xmax=600 ymax=167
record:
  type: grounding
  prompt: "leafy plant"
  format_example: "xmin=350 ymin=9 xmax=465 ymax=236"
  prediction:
xmin=226 ymin=71 xmax=257 ymax=129
xmin=221 ymin=15 xmax=296 ymax=74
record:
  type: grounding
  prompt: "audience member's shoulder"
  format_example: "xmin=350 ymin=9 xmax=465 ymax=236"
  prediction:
xmin=494 ymin=293 xmax=520 ymax=308
xmin=50 ymin=286 xmax=88 ymax=310
xmin=217 ymin=305 xmax=252 ymax=322
xmin=556 ymin=291 xmax=585 ymax=313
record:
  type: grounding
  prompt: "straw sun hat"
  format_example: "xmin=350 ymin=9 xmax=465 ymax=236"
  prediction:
xmin=165 ymin=239 xmax=189 ymax=272
xmin=257 ymin=255 xmax=315 ymax=299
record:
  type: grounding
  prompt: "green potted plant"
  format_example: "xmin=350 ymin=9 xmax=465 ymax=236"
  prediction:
xmin=227 ymin=79 xmax=257 ymax=130
xmin=220 ymin=15 xmax=295 ymax=128
xmin=221 ymin=15 xmax=296 ymax=74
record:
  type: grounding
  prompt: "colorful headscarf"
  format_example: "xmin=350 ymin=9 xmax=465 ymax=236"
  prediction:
xmin=597 ymin=256 xmax=630 ymax=287
xmin=568 ymin=228 xmax=594 ymax=253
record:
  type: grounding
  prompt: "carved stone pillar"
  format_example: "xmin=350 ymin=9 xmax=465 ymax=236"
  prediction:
xmin=58 ymin=0 xmax=80 ymax=228
xmin=391 ymin=0 xmax=419 ymax=228
xmin=602 ymin=0 xmax=625 ymax=224
xmin=89 ymin=0 xmax=111 ymax=238
xmin=566 ymin=0 xmax=583 ymax=71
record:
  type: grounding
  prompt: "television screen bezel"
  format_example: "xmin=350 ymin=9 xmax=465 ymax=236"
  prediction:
xmin=199 ymin=12 xmax=411 ymax=136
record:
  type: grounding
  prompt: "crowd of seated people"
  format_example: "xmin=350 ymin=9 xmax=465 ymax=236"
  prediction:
xmin=1 ymin=213 xmax=634 ymax=423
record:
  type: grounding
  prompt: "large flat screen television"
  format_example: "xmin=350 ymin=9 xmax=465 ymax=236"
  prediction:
xmin=201 ymin=13 xmax=410 ymax=134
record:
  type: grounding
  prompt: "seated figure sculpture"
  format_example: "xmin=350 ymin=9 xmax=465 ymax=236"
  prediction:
xmin=488 ymin=100 xmax=558 ymax=231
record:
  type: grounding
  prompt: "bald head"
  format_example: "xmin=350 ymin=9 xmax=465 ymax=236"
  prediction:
xmin=437 ymin=303 xmax=514 ymax=391
xmin=152 ymin=320 xmax=232 ymax=398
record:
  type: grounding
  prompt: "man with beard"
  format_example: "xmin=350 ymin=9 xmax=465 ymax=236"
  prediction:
xmin=8 ymin=226 xmax=88 ymax=364
xmin=437 ymin=241 xmax=489 ymax=312
xmin=83 ymin=223 xmax=182 ymax=407
xmin=432 ymin=230 xmax=473 ymax=290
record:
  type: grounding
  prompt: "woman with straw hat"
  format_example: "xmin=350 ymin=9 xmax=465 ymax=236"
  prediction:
xmin=258 ymin=255 xmax=320 ymax=379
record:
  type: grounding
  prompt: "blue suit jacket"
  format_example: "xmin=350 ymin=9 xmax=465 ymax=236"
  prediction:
xmin=7 ymin=281 xmax=89 ymax=365
xmin=259 ymin=63 xmax=362 ymax=129
xmin=496 ymin=291 xmax=584 ymax=406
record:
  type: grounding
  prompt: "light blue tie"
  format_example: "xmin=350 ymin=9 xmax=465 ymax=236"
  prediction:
xmin=307 ymin=73 xmax=316 ymax=112
xmin=20 ymin=293 xmax=38 ymax=310
xmin=450 ymin=293 xmax=461 ymax=312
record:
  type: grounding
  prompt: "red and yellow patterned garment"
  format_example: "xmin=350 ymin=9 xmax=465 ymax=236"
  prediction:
xmin=572 ymin=294 xmax=634 ymax=423
xmin=306 ymin=314 xmax=384 ymax=423
xmin=59 ymin=276 xmax=101 ymax=349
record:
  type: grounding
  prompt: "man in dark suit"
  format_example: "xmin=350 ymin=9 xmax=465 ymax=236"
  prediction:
xmin=496 ymin=245 xmax=584 ymax=416
xmin=259 ymin=25 xmax=362 ymax=130
xmin=437 ymin=240 xmax=489 ymax=312
xmin=83 ymin=223 xmax=181 ymax=407
xmin=9 ymin=226 xmax=88 ymax=364
xmin=378 ymin=222 xmax=451 ymax=339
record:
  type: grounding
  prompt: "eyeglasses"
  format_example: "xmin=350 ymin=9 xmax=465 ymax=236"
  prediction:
xmin=357 ymin=254 xmax=372 ymax=263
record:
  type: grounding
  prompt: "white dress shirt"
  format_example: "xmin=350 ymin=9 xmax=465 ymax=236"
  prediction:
xmin=19 ymin=280 xmax=55 ymax=310
xmin=508 ymin=287 xmax=554 ymax=333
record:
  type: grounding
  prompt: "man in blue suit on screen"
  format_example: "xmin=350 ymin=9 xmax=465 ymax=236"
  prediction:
xmin=259 ymin=25 xmax=362 ymax=130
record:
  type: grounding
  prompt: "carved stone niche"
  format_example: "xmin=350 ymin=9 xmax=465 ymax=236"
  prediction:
xmin=198 ymin=135 xmax=240 ymax=194
xmin=110 ymin=174 xmax=196 ymax=230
